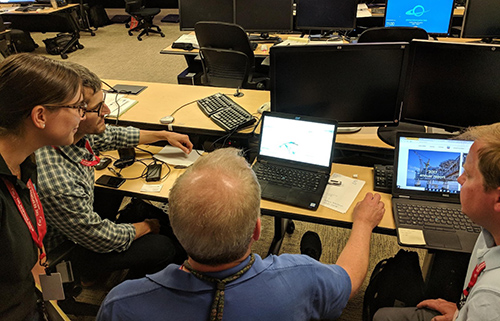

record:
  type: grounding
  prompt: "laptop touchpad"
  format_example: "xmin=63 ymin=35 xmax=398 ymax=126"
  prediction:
xmin=265 ymin=185 xmax=288 ymax=200
xmin=424 ymin=230 xmax=462 ymax=250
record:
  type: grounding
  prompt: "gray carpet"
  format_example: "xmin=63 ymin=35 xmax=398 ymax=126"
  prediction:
xmin=28 ymin=10 xmax=427 ymax=320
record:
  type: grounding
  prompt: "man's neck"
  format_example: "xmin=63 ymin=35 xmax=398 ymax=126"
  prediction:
xmin=184 ymin=249 xmax=252 ymax=273
xmin=73 ymin=133 xmax=86 ymax=145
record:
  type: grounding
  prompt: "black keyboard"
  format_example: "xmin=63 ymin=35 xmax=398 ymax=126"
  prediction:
xmin=395 ymin=203 xmax=481 ymax=234
xmin=373 ymin=164 xmax=393 ymax=193
xmin=197 ymin=93 xmax=256 ymax=132
xmin=253 ymin=163 xmax=322 ymax=192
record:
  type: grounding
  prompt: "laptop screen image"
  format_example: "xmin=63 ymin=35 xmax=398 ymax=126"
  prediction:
xmin=394 ymin=135 xmax=473 ymax=200
xmin=259 ymin=114 xmax=337 ymax=168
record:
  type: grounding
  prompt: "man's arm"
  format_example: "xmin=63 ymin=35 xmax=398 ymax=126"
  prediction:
xmin=139 ymin=130 xmax=193 ymax=154
xmin=336 ymin=193 xmax=385 ymax=298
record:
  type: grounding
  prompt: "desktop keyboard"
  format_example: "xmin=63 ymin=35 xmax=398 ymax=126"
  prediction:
xmin=373 ymin=164 xmax=393 ymax=193
xmin=253 ymin=163 xmax=322 ymax=192
xmin=197 ymin=93 xmax=256 ymax=132
xmin=395 ymin=203 xmax=481 ymax=234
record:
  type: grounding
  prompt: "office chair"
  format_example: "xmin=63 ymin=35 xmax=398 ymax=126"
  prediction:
xmin=124 ymin=0 xmax=164 ymax=41
xmin=195 ymin=21 xmax=269 ymax=90
xmin=0 ymin=16 xmax=14 ymax=58
xmin=357 ymin=27 xmax=429 ymax=43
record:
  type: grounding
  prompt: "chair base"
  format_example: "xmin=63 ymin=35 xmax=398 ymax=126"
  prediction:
xmin=128 ymin=15 xmax=165 ymax=41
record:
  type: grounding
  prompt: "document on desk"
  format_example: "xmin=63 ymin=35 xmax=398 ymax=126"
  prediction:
xmin=173 ymin=34 xmax=199 ymax=49
xmin=357 ymin=3 xmax=372 ymax=18
xmin=153 ymin=145 xmax=202 ymax=166
xmin=105 ymin=93 xmax=138 ymax=117
xmin=320 ymin=173 xmax=365 ymax=213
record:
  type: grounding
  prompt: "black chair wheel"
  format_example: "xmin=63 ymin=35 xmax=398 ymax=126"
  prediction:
xmin=125 ymin=23 xmax=130 ymax=28
xmin=286 ymin=221 xmax=295 ymax=234
xmin=128 ymin=31 xmax=133 ymax=36
xmin=161 ymin=33 xmax=165 ymax=37
xmin=90 ymin=31 xmax=95 ymax=36
xmin=61 ymin=53 xmax=68 ymax=59
xmin=138 ymin=36 xmax=142 ymax=41
xmin=77 ymin=44 xmax=84 ymax=49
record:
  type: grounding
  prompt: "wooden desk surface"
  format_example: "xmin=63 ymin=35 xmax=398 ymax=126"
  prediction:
xmin=0 ymin=3 xmax=77 ymax=14
xmin=104 ymin=79 xmax=392 ymax=149
xmin=96 ymin=146 xmax=395 ymax=231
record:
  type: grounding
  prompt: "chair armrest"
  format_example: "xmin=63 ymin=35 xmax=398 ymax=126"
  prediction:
xmin=45 ymin=240 xmax=77 ymax=273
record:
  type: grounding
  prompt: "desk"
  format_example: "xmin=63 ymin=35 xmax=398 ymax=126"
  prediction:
xmin=1 ymin=4 xmax=81 ymax=59
xmin=103 ymin=79 xmax=394 ymax=162
xmin=95 ymin=146 xmax=395 ymax=253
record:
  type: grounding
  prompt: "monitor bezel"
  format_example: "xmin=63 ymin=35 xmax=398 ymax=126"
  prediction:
xmin=295 ymin=0 xmax=359 ymax=31
xmin=383 ymin=0 xmax=455 ymax=37
xmin=270 ymin=42 xmax=410 ymax=127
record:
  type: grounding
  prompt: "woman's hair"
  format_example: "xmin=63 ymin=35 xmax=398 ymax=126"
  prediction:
xmin=0 ymin=53 xmax=81 ymax=136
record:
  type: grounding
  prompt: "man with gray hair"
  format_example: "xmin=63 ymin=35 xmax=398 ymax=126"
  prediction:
xmin=98 ymin=147 xmax=385 ymax=321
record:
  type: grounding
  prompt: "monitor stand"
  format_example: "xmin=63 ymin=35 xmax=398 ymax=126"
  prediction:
xmin=377 ymin=122 xmax=426 ymax=147
xmin=338 ymin=126 xmax=362 ymax=134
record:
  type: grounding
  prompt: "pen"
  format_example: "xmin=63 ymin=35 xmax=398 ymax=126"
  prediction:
xmin=108 ymin=167 xmax=122 ymax=178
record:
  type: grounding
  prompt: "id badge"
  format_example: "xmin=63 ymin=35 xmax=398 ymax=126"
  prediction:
xmin=39 ymin=273 xmax=65 ymax=301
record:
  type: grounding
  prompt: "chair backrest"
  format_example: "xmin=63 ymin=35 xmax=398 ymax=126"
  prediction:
xmin=195 ymin=21 xmax=255 ymax=63
xmin=357 ymin=27 xmax=429 ymax=43
xmin=199 ymin=47 xmax=250 ymax=88
xmin=125 ymin=0 xmax=142 ymax=14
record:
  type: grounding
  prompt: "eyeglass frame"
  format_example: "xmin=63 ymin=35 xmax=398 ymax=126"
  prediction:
xmin=43 ymin=101 xmax=88 ymax=118
xmin=85 ymin=91 xmax=106 ymax=117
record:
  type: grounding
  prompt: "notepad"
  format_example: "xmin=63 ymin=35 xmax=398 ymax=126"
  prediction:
xmin=105 ymin=93 xmax=138 ymax=117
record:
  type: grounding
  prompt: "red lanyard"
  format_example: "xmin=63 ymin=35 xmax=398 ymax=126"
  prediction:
xmin=457 ymin=261 xmax=486 ymax=309
xmin=80 ymin=140 xmax=101 ymax=167
xmin=2 ymin=177 xmax=46 ymax=263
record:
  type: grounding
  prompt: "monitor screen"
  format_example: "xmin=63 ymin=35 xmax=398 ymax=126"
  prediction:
xmin=295 ymin=0 xmax=358 ymax=31
xmin=461 ymin=0 xmax=500 ymax=40
xmin=384 ymin=0 xmax=455 ymax=36
xmin=0 ymin=0 xmax=35 ymax=4
xmin=401 ymin=40 xmax=500 ymax=131
xmin=270 ymin=43 xmax=408 ymax=127
xmin=235 ymin=0 xmax=293 ymax=33
xmin=179 ymin=0 xmax=233 ymax=31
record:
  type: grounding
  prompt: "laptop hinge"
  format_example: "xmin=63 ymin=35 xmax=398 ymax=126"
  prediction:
xmin=399 ymin=195 xmax=411 ymax=199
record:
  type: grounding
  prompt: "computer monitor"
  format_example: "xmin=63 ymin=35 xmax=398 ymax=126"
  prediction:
xmin=270 ymin=43 xmax=408 ymax=127
xmin=234 ymin=0 xmax=293 ymax=33
xmin=401 ymin=40 xmax=500 ymax=132
xmin=295 ymin=0 xmax=358 ymax=31
xmin=178 ymin=0 xmax=233 ymax=31
xmin=0 ymin=0 xmax=35 ymax=4
xmin=461 ymin=0 xmax=500 ymax=42
xmin=384 ymin=0 xmax=455 ymax=36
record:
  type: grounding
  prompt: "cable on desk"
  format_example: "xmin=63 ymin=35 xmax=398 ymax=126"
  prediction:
xmin=170 ymin=99 xmax=198 ymax=117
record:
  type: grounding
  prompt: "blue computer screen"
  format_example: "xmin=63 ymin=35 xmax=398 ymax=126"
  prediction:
xmin=384 ymin=0 xmax=454 ymax=35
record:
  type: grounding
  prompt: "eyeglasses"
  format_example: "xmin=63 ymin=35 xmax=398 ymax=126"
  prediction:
xmin=44 ymin=101 xmax=88 ymax=118
xmin=85 ymin=93 xmax=106 ymax=117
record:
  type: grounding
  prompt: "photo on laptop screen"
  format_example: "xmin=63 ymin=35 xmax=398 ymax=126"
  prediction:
xmin=395 ymin=136 xmax=473 ymax=195
xmin=384 ymin=0 xmax=455 ymax=35
xmin=259 ymin=115 xmax=336 ymax=168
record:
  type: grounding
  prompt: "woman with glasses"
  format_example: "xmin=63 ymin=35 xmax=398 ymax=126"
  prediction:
xmin=0 ymin=53 xmax=85 ymax=320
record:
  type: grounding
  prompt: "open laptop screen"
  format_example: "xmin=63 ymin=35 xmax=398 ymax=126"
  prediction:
xmin=259 ymin=114 xmax=337 ymax=168
xmin=395 ymin=135 xmax=473 ymax=196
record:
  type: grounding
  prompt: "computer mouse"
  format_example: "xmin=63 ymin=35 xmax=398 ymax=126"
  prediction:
xmin=160 ymin=115 xmax=175 ymax=124
xmin=257 ymin=102 xmax=271 ymax=114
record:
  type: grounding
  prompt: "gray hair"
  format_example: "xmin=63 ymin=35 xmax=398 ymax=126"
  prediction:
xmin=63 ymin=61 xmax=102 ymax=95
xmin=169 ymin=148 xmax=261 ymax=266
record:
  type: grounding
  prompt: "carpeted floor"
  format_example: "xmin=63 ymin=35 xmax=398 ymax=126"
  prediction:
xmin=27 ymin=9 xmax=427 ymax=320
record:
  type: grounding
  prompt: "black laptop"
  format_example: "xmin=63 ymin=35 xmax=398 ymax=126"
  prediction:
xmin=252 ymin=112 xmax=338 ymax=210
xmin=392 ymin=132 xmax=481 ymax=253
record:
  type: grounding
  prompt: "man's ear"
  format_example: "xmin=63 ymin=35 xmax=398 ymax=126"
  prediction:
xmin=253 ymin=217 xmax=261 ymax=242
xmin=494 ymin=187 xmax=500 ymax=213
xmin=31 ymin=105 xmax=47 ymax=129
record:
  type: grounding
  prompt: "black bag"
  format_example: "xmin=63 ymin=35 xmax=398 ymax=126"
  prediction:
xmin=43 ymin=34 xmax=76 ymax=55
xmin=88 ymin=5 xmax=112 ymax=28
xmin=362 ymin=249 xmax=426 ymax=321
xmin=9 ymin=29 xmax=37 ymax=53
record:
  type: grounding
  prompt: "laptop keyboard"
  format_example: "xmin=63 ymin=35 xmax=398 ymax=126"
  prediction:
xmin=197 ymin=93 xmax=256 ymax=132
xmin=253 ymin=163 xmax=323 ymax=192
xmin=395 ymin=203 xmax=481 ymax=233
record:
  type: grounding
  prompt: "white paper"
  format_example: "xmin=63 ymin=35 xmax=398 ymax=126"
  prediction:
xmin=153 ymin=145 xmax=202 ymax=166
xmin=140 ymin=184 xmax=163 ymax=192
xmin=105 ymin=93 xmax=137 ymax=117
xmin=174 ymin=34 xmax=200 ymax=48
xmin=320 ymin=173 xmax=365 ymax=213
xmin=357 ymin=3 xmax=372 ymax=17
xmin=398 ymin=228 xmax=426 ymax=245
